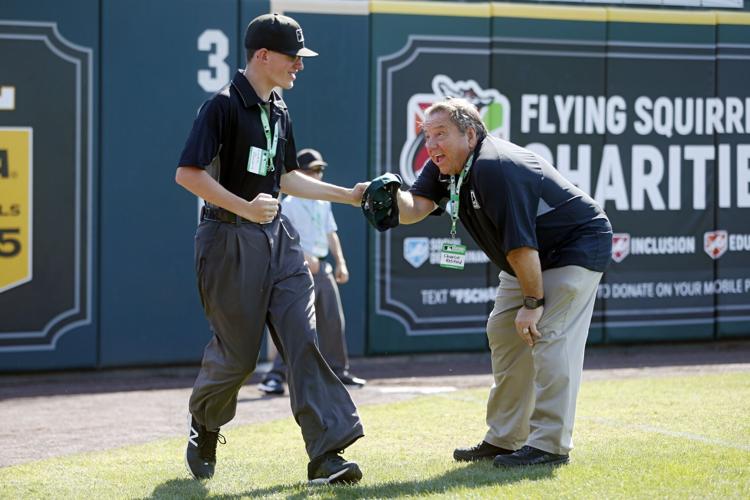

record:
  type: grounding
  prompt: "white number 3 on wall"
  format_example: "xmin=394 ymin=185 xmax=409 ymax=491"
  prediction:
xmin=197 ymin=29 xmax=230 ymax=93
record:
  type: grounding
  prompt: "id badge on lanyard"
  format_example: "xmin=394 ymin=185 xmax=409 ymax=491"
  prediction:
xmin=247 ymin=104 xmax=279 ymax=176
xmin=247 ymin=147 xmax=269 ymax=175
xmin=439 ymin=158 xmax=473 ymax=271
xmin=440 ymin=243 xmax=467 ymax=269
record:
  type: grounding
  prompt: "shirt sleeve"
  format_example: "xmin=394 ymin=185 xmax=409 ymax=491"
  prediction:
xmin=409 ymin=161 xmax=449 ymax=213
xmin=177 ymin=96 xmax=227 ymax=168
xmin=283 ymin=115 xmax=299 ymax=174
xmin=474 ymin=158 xmax=542 ymax=254
xmin=325 ymin=203 xmax=337 ymax=234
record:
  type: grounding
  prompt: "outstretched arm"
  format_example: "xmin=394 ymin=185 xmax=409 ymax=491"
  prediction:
xmin=280 ymin=170 xmax=366 ymax=206
xmin=396 ymin=190 xmax=438 ymax=224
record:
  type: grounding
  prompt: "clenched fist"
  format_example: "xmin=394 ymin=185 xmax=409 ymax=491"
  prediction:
xmin=245 ymin=193 xmax=279 ymax=224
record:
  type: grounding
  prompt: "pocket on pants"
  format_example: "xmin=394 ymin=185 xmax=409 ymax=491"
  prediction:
xmin=538 ymin=279 xmax=578 ymax=339
xmin=196 ymin=256 xmax=210 ymax=315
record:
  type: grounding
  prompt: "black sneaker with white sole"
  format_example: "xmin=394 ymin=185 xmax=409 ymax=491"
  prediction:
xmin=307 ymin=452 xmax=363 ymax=485
xmin=336 ymin=371 xmax=367 ymax=388
xmin=453 ymin=440 xmax=514 ymax=462
xmin=185 ymin=415 xmax=225 ymax=479
xmin=258 ymin=377 xmax=285 ymax=396
xmin=493 ymin=445 xmax=569 ymax=468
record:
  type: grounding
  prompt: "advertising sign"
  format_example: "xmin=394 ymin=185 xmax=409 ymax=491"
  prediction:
xmin=716 ymin=20 xmax=750 ymax=337
xmin=375 ymin=36 xmax=498 ymax=339
xmin=370 ymin=5 xmax=750 ymax=351
xmin=0 ymin=21 xmax=93 ymax=352
xmin=0 ymin=127 xmax=31 ymax=294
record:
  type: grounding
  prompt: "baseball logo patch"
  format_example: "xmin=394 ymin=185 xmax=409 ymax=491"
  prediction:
xmin=403 ymin=237 xmax=430 ymax=269
xmin=470 ymin=190 xmax=480 ymax=209
xmin=703 ymin=230 xmax=728 ymax=260
xmin=296 ymin=29 xmax=304 ymax=42
xmin=611 ymin=233 xmax=630 ymax=263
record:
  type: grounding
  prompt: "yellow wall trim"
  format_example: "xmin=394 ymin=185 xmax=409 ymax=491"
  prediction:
xmin=717 ymin=11 xmax=750 ymax=25
xmin=607 ymin=7 xmax=716 ymax=25
xmin=491 ymin=2 xmax=605 ymax=22
xmin=277 ymin=0 xmax=750 ymax=25
xmin=271 ymin=0 xmax=370 ymax=16
xmin=371 ymin=0 xmax=490 ymax=17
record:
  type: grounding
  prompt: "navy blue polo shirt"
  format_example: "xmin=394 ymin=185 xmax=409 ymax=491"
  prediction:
xmin=410 ymin=135 xmax=612 ymax=275
xmin=178 ymin=70 xmax=299 ymax=201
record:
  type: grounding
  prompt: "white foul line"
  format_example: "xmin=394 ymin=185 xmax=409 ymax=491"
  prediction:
xmin=580 ymin=416 xmax=750 ymax=452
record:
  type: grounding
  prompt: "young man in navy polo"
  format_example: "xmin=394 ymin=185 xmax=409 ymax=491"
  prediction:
xmin=176 ymin=13 xmax=365 ymax=484
xmin=393 ymin=97 xmax=612 ymax=468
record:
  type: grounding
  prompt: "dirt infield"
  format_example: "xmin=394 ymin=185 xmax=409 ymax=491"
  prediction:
xmin=1 ymin=341 xmax=749 ymax=468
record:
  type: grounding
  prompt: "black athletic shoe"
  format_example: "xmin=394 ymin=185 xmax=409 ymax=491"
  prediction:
xmin=453 ymin=440 xmax=514 ymax=462
xmin=258 ymin=377 xmax=285 ymax=396
xmin=493 ymin=445 xmax=569 ymax=468
xmin=185 ymin=415 xmax=225 ymax=479
xmin=307 ymin=452 xmax=363 ymax=485
xmin=337 ymin=371 xmax=366 ymax=388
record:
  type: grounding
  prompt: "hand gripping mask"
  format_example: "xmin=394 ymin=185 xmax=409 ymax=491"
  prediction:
xmin=361 ymin=173 xmax=403 ymax=232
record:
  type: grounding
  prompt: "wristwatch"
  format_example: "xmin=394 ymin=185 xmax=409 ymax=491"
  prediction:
xmin=523 ymin=296 xmax=545 ymax=309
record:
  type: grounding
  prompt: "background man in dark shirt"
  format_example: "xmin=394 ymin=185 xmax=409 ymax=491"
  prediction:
xmin=393 ymin=97 xmax=612 ymax=467
xmin=175 ymin=13 xmax=365 ymax=485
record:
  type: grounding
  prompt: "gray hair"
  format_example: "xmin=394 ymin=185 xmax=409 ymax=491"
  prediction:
xmin=424 ymin=97 xmax=488 ymax=139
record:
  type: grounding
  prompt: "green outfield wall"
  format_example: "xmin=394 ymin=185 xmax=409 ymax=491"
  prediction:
xmin=0 ymin=0 xmax=749 ymax=370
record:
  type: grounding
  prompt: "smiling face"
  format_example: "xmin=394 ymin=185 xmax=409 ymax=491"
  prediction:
xmin=422 ymin=110 xmax=477 ymax=176
xmin=266 ymin=50 xmax=304 ymax=90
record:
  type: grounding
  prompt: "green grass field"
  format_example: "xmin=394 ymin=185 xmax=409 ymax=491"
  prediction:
xmin=2 ymin=372 xmax=749 ymax=499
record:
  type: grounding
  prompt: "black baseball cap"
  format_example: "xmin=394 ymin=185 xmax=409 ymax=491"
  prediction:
xmin=244 ymin=13 xmax=318 ymax=57
xmin=297 ymin=148 xmax=327 ymax=171
xmin=362 ymin=173 xmax=403 ymax=232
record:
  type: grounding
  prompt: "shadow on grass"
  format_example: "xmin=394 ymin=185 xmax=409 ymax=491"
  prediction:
xmin=147 ymin=463 xmax=559 ymax=499
xmin=145 ymin=478 xmax=210 ymax=499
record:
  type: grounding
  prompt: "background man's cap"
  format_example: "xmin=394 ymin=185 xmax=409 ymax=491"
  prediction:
xmin=297 ymin=148 xmax=328 ymax=171
xmin=245 ymin=13 xmax=318 ymax=57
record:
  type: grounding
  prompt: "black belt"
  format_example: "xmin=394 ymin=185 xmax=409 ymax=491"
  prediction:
xmin=201 ymin=206 xmax=254 ymax=225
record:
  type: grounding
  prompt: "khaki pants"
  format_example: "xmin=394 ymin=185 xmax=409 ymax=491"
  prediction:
xmin=484 ymin=266 xmax=602 ymax=455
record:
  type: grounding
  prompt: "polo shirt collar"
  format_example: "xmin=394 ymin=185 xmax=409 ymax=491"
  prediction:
xmin=463 ymin=138 xmax=484 ymax=180
xmin=472 ymin=137 xmax=484 ymax=162
xmin=231 ymin=70 xmax=287 ymax=109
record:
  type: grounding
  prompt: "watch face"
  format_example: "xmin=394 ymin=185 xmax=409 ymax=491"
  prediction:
xmin=524 ymin=297 xmax=543 ymax=309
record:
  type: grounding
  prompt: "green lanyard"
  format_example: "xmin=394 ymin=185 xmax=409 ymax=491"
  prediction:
xmin=259 ymin=104 xmax=279 ymax=172
xmin=448 ymin=157 xmax=474 ymax=238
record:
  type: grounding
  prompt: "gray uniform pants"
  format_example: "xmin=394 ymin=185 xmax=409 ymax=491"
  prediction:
xmin=484 ymin=266 xmax=602 ymax=456
xmin=188 ymin=215 xmax=364 ymax=459
xmin=268 ymin=261 xmax=349 ymax=380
